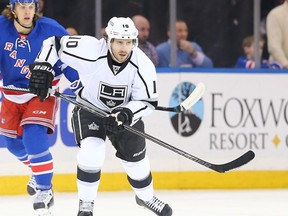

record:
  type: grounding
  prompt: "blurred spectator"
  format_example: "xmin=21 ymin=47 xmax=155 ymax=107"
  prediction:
xmin=38 ymin=0 xmax=44 ymax=16
xmin=260 ymin=0 xmax=284 ymax=35
xmin=261 ymin=0 xmax=285 ymax=60
xmin=132 ymin=15 xmax=159 ymax=66
xmin=100 ymin=27 xmax=106 ymax=38
xmin=156 ymin=19 xmax=213 ymax=68
xmin=235 ymin=35 xmax=281 ymax=69
xmin=266 ymin=0 xmax=288 ymax=68
xmin=66 ymin=27 xmax=78 ymax=35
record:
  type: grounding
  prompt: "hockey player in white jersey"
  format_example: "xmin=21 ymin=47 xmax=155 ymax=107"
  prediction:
xmin=28 ymin=17 xmax=173 ymax=216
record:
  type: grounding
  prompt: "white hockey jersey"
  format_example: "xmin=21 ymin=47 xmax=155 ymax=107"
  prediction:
xmin=36 ymin=35 xmax=158 ymax=122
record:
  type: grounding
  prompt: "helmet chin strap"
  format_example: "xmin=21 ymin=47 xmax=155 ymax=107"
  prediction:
xmin=13 ymin=11 xmax=33 ymax=30
xmin=15 ymin=17 xmax=33 ymax=29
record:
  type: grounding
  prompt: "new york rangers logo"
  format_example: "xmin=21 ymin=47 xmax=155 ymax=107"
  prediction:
xmin=98 ymin=82 xmax=127 ymax=109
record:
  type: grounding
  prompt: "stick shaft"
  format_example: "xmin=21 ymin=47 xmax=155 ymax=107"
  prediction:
xmin=52 ymin=90 xmax=216 ymax=169
xmin=2 ymin=86 xmax=255 ymax=172
xmin=1 ymin=86 xmax=199 ymax=113
xmin=49 ymin=90 xmax=255 ymax=173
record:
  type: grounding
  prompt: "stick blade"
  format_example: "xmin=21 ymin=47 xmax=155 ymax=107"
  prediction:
xmin=210 ymin=150 xmax=255 ymax=173
xmin=181 ymin=82 xmax=206 ymax=110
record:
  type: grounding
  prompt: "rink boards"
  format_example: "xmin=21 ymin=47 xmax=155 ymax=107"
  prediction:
xmin=1 ymin=68 xmax=288 ymax=195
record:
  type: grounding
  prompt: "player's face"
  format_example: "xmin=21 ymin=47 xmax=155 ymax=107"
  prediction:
xmin=110 ymin=39 xmax=133 ymax=63
xmin=13 ymin=3 xmax=36 ymax=27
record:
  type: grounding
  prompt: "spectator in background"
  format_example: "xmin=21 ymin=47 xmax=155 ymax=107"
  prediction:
xmin=38 ymin=0 xmax=44 ymax=15
xmin=100 ymin=27 xmax=106 ymax=38
xmin=132 ymin=15 xmax=159 ymax=66
xmin=258 ymin=0 xmax=284 ymax=59
xmin=156 ymin=19 xmax=213 ymax=68
xmin=266 ymin=0 xmax=288 ymax=68
xmin=66 ymin=26 xmax=78 ymax=35
xmin=235 ymin=35 xmax=281 ymax=69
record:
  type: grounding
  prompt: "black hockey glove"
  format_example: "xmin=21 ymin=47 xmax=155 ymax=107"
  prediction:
xmin=29 ymin=62 xmax=55 ymax=102
xmin=103 ymin=107 xmax=133 ymax=133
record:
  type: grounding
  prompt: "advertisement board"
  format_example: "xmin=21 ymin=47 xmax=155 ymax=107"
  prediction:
xmin=1 ymin=69 xmax=287 ymax=193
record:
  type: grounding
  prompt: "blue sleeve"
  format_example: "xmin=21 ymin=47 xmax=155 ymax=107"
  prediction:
xmin=192 ymin=43 xmax=213 ymax=68
xmin=53 ymin=60 xmax=83 ymax=92
xmin=235 ymin=56 xmax=248 ymax=68
xmin=63 ymin=68 xmax=83 ymax=92
xmin=156 ymin=44 xmax=170 ymax=67
xmin=261 ymin=60 xmax=270 ymax=69
xmin=200 ymin=56 xmax=213 ymax=68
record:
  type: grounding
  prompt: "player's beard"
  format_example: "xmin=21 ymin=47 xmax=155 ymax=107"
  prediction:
xmin=112 ymin=51 xmax=131 ymax=63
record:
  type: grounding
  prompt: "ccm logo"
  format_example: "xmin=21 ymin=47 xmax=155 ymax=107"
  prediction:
xmin=33 ymin=110 xmax=47 ymax=115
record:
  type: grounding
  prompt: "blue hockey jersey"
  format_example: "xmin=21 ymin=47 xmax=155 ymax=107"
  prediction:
xmin=0 ymin=15 xmax=81 ymax=103
xmin=235 ymin=56 xmax=282 ymax=69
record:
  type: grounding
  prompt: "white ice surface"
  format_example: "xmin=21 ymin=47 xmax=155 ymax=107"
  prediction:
xmin=0 ymin=189 xmax=287 ymax=216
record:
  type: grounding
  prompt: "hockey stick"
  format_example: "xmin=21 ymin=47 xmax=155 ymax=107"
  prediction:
xmin=155 ymin=82 xmax=206 ymax=112
xmin=1 ymin=83 xmax=205 ymax=113
xmin=2 ymin=86 xmax=255 ymax=173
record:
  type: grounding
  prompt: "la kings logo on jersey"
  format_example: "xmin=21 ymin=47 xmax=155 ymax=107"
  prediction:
xmin=99 ymin=82 xmax=127 ymax=109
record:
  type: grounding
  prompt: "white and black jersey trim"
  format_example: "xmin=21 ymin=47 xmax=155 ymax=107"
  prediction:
xmin=107 ymin=51 xmax=131 ymax=75
xmin=62 ymin=50 xmax=105 ymax=62
xmin=129 ymin=60 xmax=151 ymax=98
